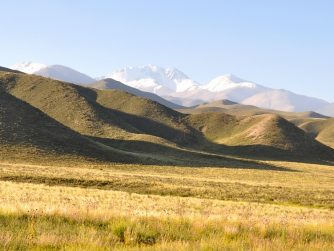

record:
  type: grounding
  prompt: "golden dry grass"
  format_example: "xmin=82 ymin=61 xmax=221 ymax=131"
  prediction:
xmin=0 ymin=160 xmax=334 ymax=250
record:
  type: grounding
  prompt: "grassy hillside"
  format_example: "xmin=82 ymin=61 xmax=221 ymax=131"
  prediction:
xmin=90 ymin=78 xmax=183 ymax=109
xmin=0 ymin=71 xmax=333 ymax=163
xmin=179 ymin=99 xmax=329 ymax=119
xmin=0 ymin=72 xmax=213 ymax=165
xmin=186 ymin=112 xmax=334 ymax=159
xmin=0 ymin=88 xmax=130 ymax=163
xmin=0 ymin=72 xmax=230 ymax=166
xmin=0 ymin=72 xmax=195 ymax=144
xmin=180 ymin=99 xmax=334 ymax=159
xmin=291 ymin=118 xmax=334 ymax=148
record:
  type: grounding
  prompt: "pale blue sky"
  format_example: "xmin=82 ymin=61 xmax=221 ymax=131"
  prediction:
xmin=1 ymin=0 xmax=333 ymax=101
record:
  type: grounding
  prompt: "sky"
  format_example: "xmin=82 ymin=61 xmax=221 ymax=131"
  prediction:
xmin=1 ymin=0 xmax=333 ymax=101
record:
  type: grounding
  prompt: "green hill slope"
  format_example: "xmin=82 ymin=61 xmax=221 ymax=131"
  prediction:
xmin=0 ymin=72 xmax=223 ymax=166
xmin=90 ymin=78 xmax=183 ymax=109
xmin=0 ymin=88 xmax=132 ymax=163
xmin=0 ymin=71 xmax=333 ymax=163
xmin=291 ymin=118 xmax=334 ymax=148
xmin=179 ymin=99 xmax=329 ymax=119
xmin=187 ymin=113 xmax=334 ymax=159
xmin=0 ymin=72 xmax=197 ymax=145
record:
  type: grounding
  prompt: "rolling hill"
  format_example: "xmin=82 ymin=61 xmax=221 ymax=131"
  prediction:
xmin=0 ymin=70 xmax=221 ymax=166
xmin=90 ymin=78 xmax=183 ymax=109
xmin=179 ymin=99 xmax=329 ymax=119
xmin=0 ymin=85 xmax=127 ymax=163
xmin=181 ymin=99 xmax=333 ymax=153
xmin=0 ymin=69 xmax=333 ymax=163
xmin=0 ymin=72 xmax=195 ymax=144
xmin=186 ymin=112 xmax=333 ymax=159
xmin=290 ymin=118 xmax=334 ymax=148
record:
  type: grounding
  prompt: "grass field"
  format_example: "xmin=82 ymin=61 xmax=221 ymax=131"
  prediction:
xmin=1 ymin=160 xmax=334 ymax=250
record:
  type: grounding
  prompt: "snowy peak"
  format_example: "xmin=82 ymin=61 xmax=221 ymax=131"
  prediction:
xmin=11 ymin=62 xmax=47 ymax=74
xmin=215 ymin=74 xmax=245 ymax=84
xmin=202 ymin=74 xmax=260 ymax=92
xmin=8 ymin=62 xmax=333 ymax=116
xmin=103 ymin=65 xmax=200 ymax=94
xmin=165 ymin=67 xmax=189 ymax=81
xmin=109 ymin=65 xmax=170 ymax=82
xmin=10 ymin=62 xmax=95 ymax=85
xmin=34 ymin=65 xmax=96 ymax=84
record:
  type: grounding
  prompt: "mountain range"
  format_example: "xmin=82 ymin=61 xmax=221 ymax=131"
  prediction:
xmin=11 ymin=62 xmax=334 ymax=116
xmin=1 ymin=65 xmax=334 ymax=165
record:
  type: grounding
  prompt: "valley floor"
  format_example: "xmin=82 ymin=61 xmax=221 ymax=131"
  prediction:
xmin=1 ymin=160 xmax=334 ymax=250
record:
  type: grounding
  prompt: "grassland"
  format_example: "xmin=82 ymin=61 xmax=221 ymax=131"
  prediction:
xmin=1 ymin=160 xmax=334 ymax=250
xmin=1 ymin=68 xmax=334 ymax=250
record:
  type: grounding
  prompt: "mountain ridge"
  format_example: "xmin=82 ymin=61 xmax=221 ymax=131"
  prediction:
xmin=90 ymin=78 xmax=184 ymax=109
xmin=1 ymin=69 xmax=333 ymax=163
xmin=9 ymin=62 xmax=333 ymax=116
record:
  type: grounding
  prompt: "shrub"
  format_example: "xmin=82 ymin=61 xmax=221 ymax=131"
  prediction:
xmin=112 ymin=222 xmax=127 ymax=243
xmin=135 ymin=230 xmax=158 ymax=245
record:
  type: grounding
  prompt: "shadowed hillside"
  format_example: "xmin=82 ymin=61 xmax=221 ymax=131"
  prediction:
xmin=186 ymin=113 xmax=334 ymax=159
xmin=291 ymin=118 xmax=334 ymax=148
xmin=0 ymin=70 xmax=333 ymax=164
xmin=0 ymin=72 xmax=249 ymax=167
xmin=0 ymin=73 xmax=198 ymax=145
xmin=0 ymin=88 xmax=135 ymax=163
xmin=90 ymin=78 xmax=183 ymax=109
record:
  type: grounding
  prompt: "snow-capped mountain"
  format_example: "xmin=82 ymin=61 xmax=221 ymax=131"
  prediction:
xmin=202 ymin=74 xmax=257 ymax=92
xmin=9 ymin=62 xmax=333 ymax=116
xmin=103 ymin=65 xmax=200 ymax=95
xmin=200 ymin=74 xmax=268 ymax=103
xmin=11 ymin=62 xmax=95 ymax=85
xmin=101 ymin=65 xmax=331 ymax=114
xmin=33 ymin=65 xmax=95 ymax=84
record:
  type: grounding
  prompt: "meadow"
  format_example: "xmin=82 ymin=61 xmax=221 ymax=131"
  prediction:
xmin=1 ymin=160 xmax=334 ymax=250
